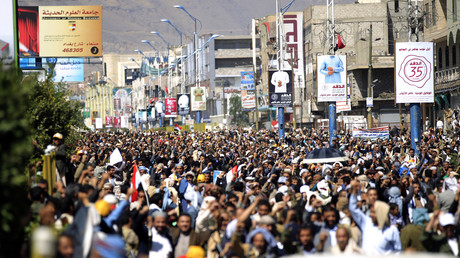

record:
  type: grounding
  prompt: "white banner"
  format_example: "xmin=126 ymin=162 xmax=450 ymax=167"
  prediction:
xmin=395 ymin=42 xmax=434 ymax=103
xmin=282 ymin=12 xmax=305 ymax=88
xmin=95 ymin=118 xmax=103 ymax=129
xmin=336 ymin=83 xmax=351 ymax=113
xmin=317 ymin=55 xmax=347 ymax=102
xmin=121 ymin=116 xmax=129 ymax=128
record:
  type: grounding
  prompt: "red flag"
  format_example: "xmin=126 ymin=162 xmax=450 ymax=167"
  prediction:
xmin=337 ymin=33 xmax=346 ymax=49
xmin=232 ymin=165 xmax=238 ymax=181
xmin=130 ymin=163 xmax=141 ymax=202
xmin=174 ymin=124 xmax=182 ymax=131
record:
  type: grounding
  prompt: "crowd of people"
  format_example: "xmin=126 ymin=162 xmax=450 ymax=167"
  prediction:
xmin=28 ymin=123 xmax=460 ymax=258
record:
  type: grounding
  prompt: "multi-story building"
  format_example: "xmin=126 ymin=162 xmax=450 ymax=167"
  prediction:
xmin=424 ymin=0 xmax=460 ymax=125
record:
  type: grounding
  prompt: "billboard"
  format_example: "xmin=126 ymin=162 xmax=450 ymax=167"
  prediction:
xmin=113 ymin=88 xmax=132 ymax=117
xmin=39 ymin=6 xmax=102 ymax=57
xmin=241 ymin=90 xmax=256 ymax=110
xmin=105 ymin=116 xmax=113 ymax=127
xmin=282 ymin=12 xmax=305 ymax=88
xmin=395 ymin=42 xmax=434 ymax=103
xmin=18 ymin=7 xmax=39 ymax=57
xmin=177 ymin=94 xmax=191 ymax=115
xmin=241 ymin=71 xmax=255 ymax=90
xmin=165 ymin=98 xmax=177 ymax=117
xmin=317 ymin=55 xmax=347 ymax=102
xmin=53 ymin=58 xmax=85 ymax=82
xmin=269 ymin=70 xmax=292 ymax=108
xmin=0 ymin=0 xmax=16 ymax=64
xmin=191 ymin=86 xmax=206 ymax=111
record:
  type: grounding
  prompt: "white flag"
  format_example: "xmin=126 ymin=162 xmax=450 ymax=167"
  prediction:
xmin=109 ymin=148 xmax=123 ymax=165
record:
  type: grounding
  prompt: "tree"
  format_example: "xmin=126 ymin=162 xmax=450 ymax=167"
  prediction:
xmin=0 ymin=65 xmax=34 ymax=256
xmin=27 ymin=67 xmax=85 ymax=152
xmin=229 ymin=93 xmax=249 ymax=127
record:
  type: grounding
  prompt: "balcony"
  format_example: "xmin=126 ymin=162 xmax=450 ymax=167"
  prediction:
xmin=214 ymin=49 xmax=259 ymax=59
xmin=435 ymin=67 xmax=460 ymax=92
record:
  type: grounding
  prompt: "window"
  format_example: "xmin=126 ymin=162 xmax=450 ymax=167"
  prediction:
xmin=438 ymin=47 xmax=443 ymax=69
xmin=395 ymin=0 xmax=399 ymax=12
xmin=446 ymin=46 xmax=450 ymax=67
xmin=454 ymin=0 xmax=458 ymax=22
xmin=453 ymin=45 xmax=457 ymax=66
xmin=432 ymin=0 xmax=437 ymax=25
xmin=425 ymin=4 xmax=430 ymax=27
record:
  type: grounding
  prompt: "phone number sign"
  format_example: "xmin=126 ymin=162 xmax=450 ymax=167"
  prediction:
xmin=395 ymin=42 xmax=434 ymax=103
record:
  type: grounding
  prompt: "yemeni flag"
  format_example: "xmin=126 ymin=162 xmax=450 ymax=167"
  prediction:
xmin=130 ymin=163 xmax=141 ymax=202
xmin=174 ymin=124 xmax=182 ymax=131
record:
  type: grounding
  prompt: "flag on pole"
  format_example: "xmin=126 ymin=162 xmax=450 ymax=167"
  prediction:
xmin=130 ymin=163 xmax=141 ymax=202
xmin=109 ymin=148 xmax=123 ymax=165
xmin=174 ymin=124 xmax=182 ymax=131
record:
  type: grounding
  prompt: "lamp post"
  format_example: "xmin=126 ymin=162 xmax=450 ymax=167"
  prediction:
xmin=174 ymin=5 xmax=199 ymax=123
xmin=160 ymin=19 xmax=183 ymax=46
xmin=151 ymin=31 xmax=172 ymax=96
xmin=141 ymin=40 xmax=160 ymax=57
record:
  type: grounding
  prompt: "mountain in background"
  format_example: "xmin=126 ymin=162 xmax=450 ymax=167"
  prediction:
xmin=19 ymin=0 xmax=353 ymax=54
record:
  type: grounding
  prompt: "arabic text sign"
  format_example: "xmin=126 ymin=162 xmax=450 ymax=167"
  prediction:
xmin=165 ymin=98 xmax=177 ymax=117
xmin=352 ymin=126 xmax=390 ymax=140
xmin=395 ymin=42 xmax=434 ymax=103
xmin=39 ymin=6 xmax=102 ymax=57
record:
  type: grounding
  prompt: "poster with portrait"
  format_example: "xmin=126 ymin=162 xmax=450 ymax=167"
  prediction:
xmin=269 ymin=70 xmax=292 ymax=108
xmin=240 ymin=71 xmax=255 ymax=90
xmin=317 ymin=55 xmax=347 ymax=102
xmin=191 ymin=86 xmax=206 ymax=111
xmin=177 ymin=94 xmax=191 ymax=115
xmin=395 ymin=42 xmax=434 ymax=103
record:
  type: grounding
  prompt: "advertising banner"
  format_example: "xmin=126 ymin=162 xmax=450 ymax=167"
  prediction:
xmin=395 ymin=42 xmax=434 ymax=103
xmin=53 ymin=58 xmax=84 ymax=82
xmin=269 ymin=70 xmax=292 ymax=108
xmin=105 ymin=116 xmax=113 ymax=127
xmin=121 ymin=116 xmax=129 ymax=128
xmin=95 ymin=118 xmax=103 ymax=129
xmin=114 ymin=117 xmax=121 ymax=128
xmin=38 ymin=6 xmax=102 ymax=57
xmin=240 ymin=71 xmax=255 ymax=90
xmin=282 ymin=12 xmax=305 ymax=88
xmin=191 ymin=86 xmax=206 ymax=111
xmin=352 ymin=126 xmax=390 ymax=140
xmin=113 ymin=88 xmax=132 ymax=117
xmin=177 ymin=94 xmax=191 ymax=115
xmin=317 ymin=55 xmax=347 ymax=102
xmin=18 ymin=6 xmax=39 ymax=57
xmin=336 ymin=84 xmax=351 ymax=113
xmin=241 ymin=90 xmax=256 ymax=110
xmin=165 ymin=98 xmax=177 ymax=117
xmin=0 ymin=0 xmax=16 ymax=65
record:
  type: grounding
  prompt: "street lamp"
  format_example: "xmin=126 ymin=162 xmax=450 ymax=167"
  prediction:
xmin=141 ymin=40 xmax=160 ymax=56
xmin=160 ymin=19 xmax=183 ymax=46
xmin=128 ymin=57 xmax=141 ymax=67
xmin=134 ymin=49 xmax=145 ymax=56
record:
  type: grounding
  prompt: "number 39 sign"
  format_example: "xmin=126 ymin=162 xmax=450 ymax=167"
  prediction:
xmin=395 ymin=42 xmax=434 ymax=103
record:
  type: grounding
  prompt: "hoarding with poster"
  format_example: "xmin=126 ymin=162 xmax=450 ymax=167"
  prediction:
xmin=352 ymin=126 xmax=390 ymax=140
xmin=191 ymin=86 xmax=206 ymax=111
xmin=269 ymin=70 xmax=292 ymax=108
xmin=317 ymin=55 xmax=347 ymax=102
xmin=240 ymin=71 xmax=255 ymax=90
xmin=281 ymin=12 xmax=305 ymax=89
xmin=39 ymin=6 xmax=102 ymax=57
xmin=395 ymin=42 xmax=434 ymax=103
xmin=121 ymin=116 xmax=129 ymax=128
xmin=165 ymin=98 xmax=177 ymax=117
xmin=0 ymin=0 xmax=16 ymax=65
xmin=114 ymin=117 xmax=121 ymax=128
xmin=53 ymin=58 xmax=84 ymax=82
xmin=105 ymin=116 xmax=113 ymax=127
xmin=241 ymin=90 xmax=256 ymax=110
xmin=113 ymin=88 xmax=132 ymax=117
xmin=177 ymin=94 xmax=190 ymax=115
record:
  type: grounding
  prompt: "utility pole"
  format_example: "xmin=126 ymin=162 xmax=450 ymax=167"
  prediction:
xmin=275 ymin=0 xmax=285 ymax=139
xmin=367 ymin=24 xmax=373 ymax=129
xmin=326 ymin=0 xmax=337 ymax=147
xmin=252 ymin=19 xmax=260 ymax=131
xmin=289 ymin=50 xmax=297 ymax=130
